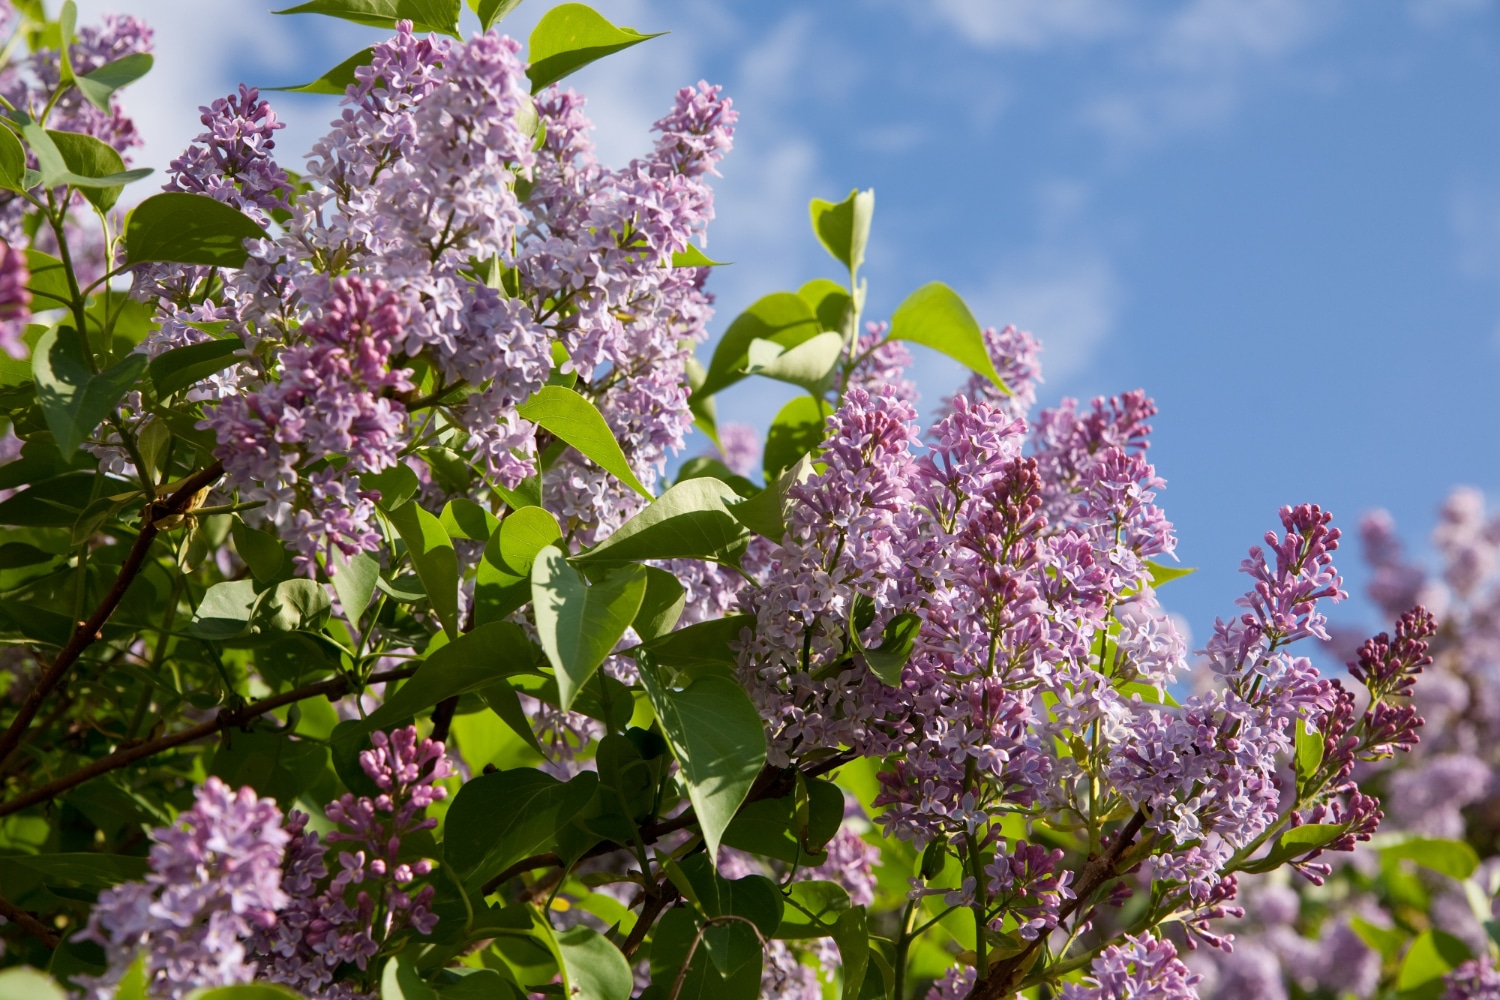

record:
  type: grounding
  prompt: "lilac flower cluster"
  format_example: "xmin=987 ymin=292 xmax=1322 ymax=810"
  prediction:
xmin=0 ymin=240 xmax=29 ymax=359
xmin=79 ymin=728 xmax=449 ymax=999
xmin=1059 ymin=934 xmax=1202 ymax=1000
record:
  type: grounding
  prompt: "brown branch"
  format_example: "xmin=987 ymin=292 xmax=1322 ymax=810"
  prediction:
xmin=0 ymin=894 xmax=60 ymax=949
xmin=967 ymin=809 xmax=1150 ymax=1000
xmin=0 ymin=664 xmax=417 ymax=819
xmin=621 ymin=880 xmax=679 ymax=959
xmin=0 ymin=461 xmax=225 ymax=770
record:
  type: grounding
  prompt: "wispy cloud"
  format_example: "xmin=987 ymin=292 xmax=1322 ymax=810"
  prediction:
xmin=971 ymin=251 xmax=1122 ymax=384
xmin=927 ymin=0 xmax=1131 ymax=50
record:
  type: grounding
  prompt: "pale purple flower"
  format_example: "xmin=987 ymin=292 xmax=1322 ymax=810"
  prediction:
xmin=0 ymin=240 xmax=29 ymax=359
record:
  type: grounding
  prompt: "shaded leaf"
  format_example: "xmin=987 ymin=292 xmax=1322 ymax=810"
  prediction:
xmin=149 ymin=336 xmax=243 ymax=398
xmin=743 ymin=331 xmax=843 ymax=392
xmin=531 ymin=546 xmax=647 ymax=710
xmin=385 ymin=500 xmax=460 ymax=638
xmin=443 ymin=768 xmax=598 ymax=887
xmin=763 ymin=396 xmax=831 ymax=480
xmin=33 ymin=326 xmax=146 ymax=454
xmin=274 ymin=0 xmax=461 ymax=36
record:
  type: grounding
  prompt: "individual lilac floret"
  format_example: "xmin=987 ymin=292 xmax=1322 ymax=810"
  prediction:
xmin=256 ymin=727 xmax=452 ymax=995
xmin=80 ymin=778 xmax=290 ymax=1000
xmin=1447 ymin=960 xmax=1500 ymax=1000
xmin=1060 ymin=933 xmax=1203 ymax=1000
xmin=0 ymin=240 xmax=30 ymax=359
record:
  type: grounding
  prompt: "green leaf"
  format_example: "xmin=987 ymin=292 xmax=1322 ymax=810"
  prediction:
xmin=720 ymin=780 xmax=842 ymax=865
xmin=74 ymin=52 xmax=153 ymax=112
xmin=648 ymin=907 xmax=761 ymax=1000
xmin=637 ymin=658 xmax=767 ymax=864
xmin=149 ymin=336 xmax=243 ymax=398
xmin=727 ymin=456 xmax=813 ymax=542
xmin=1294 ymin=723 xmax=1324 ymax=784
xmin=362 ymin=462 xmax=421 ymax=510
xmin=442 ymin=767 xmax=598 ymax=886
xmin=271 ymin=46 xmax=374 ymax=94
xmin=184 ymin=987 xmax=304 ymax=1000
xmin=33 ymin=326 xmax=146 ymax=454
xmin=231 ymin=518 xmax=285 ymax=583
xmin=252 ymin=578 xmax=331 ymax=633
xmin=809 ymin=189 xmax=874 ymax=277
xmin=517 ymin=385 xmax=652 ymax=499
xmin=832 ymin=907 xmax=871 ymax=1000
xmin=1396 ymin=929 xmax=1471 ymax=998
xmin=475 ymin=505 xmax=562 ymax=625
xmin=124 ymin=192 xmax=267 ymax=269
xmin=26 ymin=249 xmax=73 ymax=309
xmin=637 ymin=614 xmax=753 ymax=669
xmin=329 ymin=551 xmax=379 ymax=620
xmin=385 ymin=500 xmax=460 ymax=638
xmin=380 ymin=956 xmax=438 ymax=1000
xmin=552 ymin=925 xmax=633 ymax=1000
xmin=667 ymin=854 xmax=782 ymax=977
xmin=1254 ymin=822 xmax=1344 ymax=870
xmin=481 ymin=678 xmax=548 ymax=758
xmin=743 ymin=331 xmax=844 ymax=392
xmin=886 ymin=282 xmax=1006 ymax=392
xmin=0 ymin=126 xmax=27 ymax=193
xmin=672 ymin=244 xmax=727 ymax=268
xmin=798 ymin=278 xmax=853 ymax=333
xmin=440 ymin=497 xmax=500 ymax=542
xmin=526 ymin=3 xmax=664 ymax=93
xmin=531 ymin=546 xmax=647 ymax=711
xmin=1350 ymin=916 xmax=1407 ymax=959
xmin=469 ymin=0 xmax=524 ymax=31
xmin=273 ymin=0 xmax=461 ymax=36
xmin=0 ymin=968 xmax=67 ymax=1000
xmin=775 ymin=880 xmax=852 ymax=938
xmin=42 ymin=128 xmax=152 ymax=209
xmin=634 ymin=566 xmax=686 ymax=641
xmin=850 ymin=603 xmax=921 ymax=687
xmin=1381 ymin=837 xmax=1480 ymax=880
xmin=700 ymin=292 xmax=820 ymax=398
xmin=1146 ymin=560 xmax=1195 ymax=588
xmin=2 ymin=851 xmax=148 ymax=887
xmin=763 ymin=396 xmax=832 ymax=480
xmin=576 ymin=477 xmax=749 ymax=566
xmin=347 ymin=621 xmax=536 ymax=740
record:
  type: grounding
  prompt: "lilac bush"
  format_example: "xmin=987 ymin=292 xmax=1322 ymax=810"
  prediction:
xmin=0 ymin=1 xmax=1447 ymax=999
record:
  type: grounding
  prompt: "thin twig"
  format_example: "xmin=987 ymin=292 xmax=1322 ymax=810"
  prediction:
xmin=0 ymin=894 xmax=60 ymax=949
xmin=0 ymin=462 xmax=225 ymax=770
xmin=621 ymin=880 xmax=679 ymax=959
xmin=0 ymin=664 xmax=417 ymax=819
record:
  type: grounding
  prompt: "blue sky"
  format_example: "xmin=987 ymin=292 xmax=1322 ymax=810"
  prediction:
xmin=78 ymin=0 xmax=1500 ymax=646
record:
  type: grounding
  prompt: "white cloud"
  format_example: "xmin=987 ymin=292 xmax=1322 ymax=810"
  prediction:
xmin=1157 ymin=0 xmax=1321 ymax=72
xmin=928 ymin=0 xmax=1131 ymax=50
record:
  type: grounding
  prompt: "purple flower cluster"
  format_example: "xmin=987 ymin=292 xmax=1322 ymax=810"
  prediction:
xmin=79 ymin=728 xmax=449 ymax=999
xmin=256 ymin=727 xmax=453 ymax=996
xmin=0 ymin=240 xmax=29 ymax=359
xmin=1060 ymin=933 xmax=1202 ymax=1000
xmin=80 ymin=778 xmax=290 ymax=999
xmin=1447 ymin=960 xmax=1500 ymax=1000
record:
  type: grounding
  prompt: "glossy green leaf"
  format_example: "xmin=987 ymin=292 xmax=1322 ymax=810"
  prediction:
xmin=850 ymin=601 xmax=921 ymax=687
xmin=274 ymin=0 xmax=461 ymax=36
xmin=33 ymin=326 xmax=146 ymax=454
xmin=763 ymin=395 xmax=832 ymax=480
xmin=526 ymin=3 xmax=664 ymax=93
xmin=720 ymin=779 xmax=842 ymax=865
xmin=700 ymin=292 xmax=820 ymax=397
xmin=1294 ymin=722 xmax=1324 ymax=784
xmin=809 ymin=188 xmax=874 ymax=276
xmin=743 ymin=331 xmax=844 ymax=391
xmin=362 ymin=462 xmax=420 ymax=510
xmin=672 ymin=244 xmax=727 ymax=268
xmin=1396 ymin=929 xmax=1471 ymax=998
xmin=518 ymin=385 xmax=651 ymax=499
xmin=41 ymin=128 xmax=151 ymax=209
xmin=74 ymin=53 xmax=153 ymax=112
xmin=439 ymin=497 xmax=500 ymax=541
xmin=124 ymin=192 xmax=267 ymax=268
xmin=1252 ymin=822 xmax=1344 ymax=870
xmin=1381 ymin=836 xmax=1480 ymax=880
xmin=481 ymin=678 xmax=548 ymax=758
xmin=727 ymin=456 xmax=812 ymax=542
xmin=0 ymin=968 xmax=68 ymax=1000
xmin=1350 ymin=916 xmax=1407 ymax=959
xmin=553 ymin=925 xmax=633 ymax=1000
xmin=637 ymin=613 xmax=753 ymax=669
xmin=347 ymin=621 xmax=536 ymax=740
xmin=667 ymin=854 xmax=782 ymax=976
xmin=799 ymin=277 xmax=853 ymax=333
xmin=231 ymin=518 xmax=285 ymax=583
xmin=0 ymin=126 xmax=26 ymax=193
xmin=385 ymin=500 xmax=460 ymax=638
xmin=329 ymin=551 xmax=379 ymax=620
xmin=251 ymin=579 xmax=331 ymax=633
xmin=637 ymin=658 xmax=767 ymax=864
xmin=475 ymin=505 xmax=562 ymax=625
xmin=1146 ymin=560 xmax=1195 ymax=588
xmin=776 ymin=880 xmax=852 ymax=939
xmin=149 ymin=336 xmax=243 ymax=398
xmin=886 ymin=281 xmax=1006 ymax=391
xmin=576 ymin=477 xmax=749 ymax=565
xmin=272 ymin=46 xmax=374 ymax=94
xmin=831 ymin=907 xmax=870 ymax=1000
xmin=634 ymin=566 xmax=686 ymax=641
xmin=469 ymin=0 xmax=524 ymax=31
xmin=531 ymin=546 xmax=647 ymax=710
xmin=26 ymin=249 xmax=73 ymax=309
xmin=442 ymin=767 xmax=598 ymax=886
xmin=649 ymin=907 xmax=761 ymax=1000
